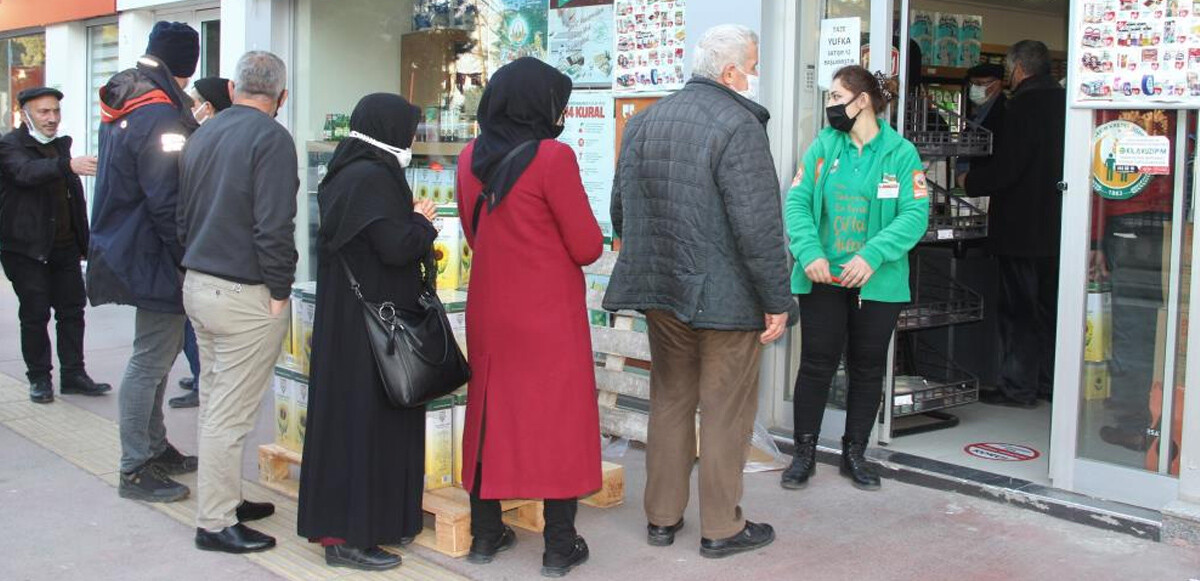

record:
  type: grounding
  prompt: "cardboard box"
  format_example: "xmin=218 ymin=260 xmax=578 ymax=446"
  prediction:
xmin=459 ymin=236 xmax=472 ymax=290
xmin=433 ymin=216 xmax=464 ymax=291
xmin=452 ymin=389 xmax=467 ymax=487
xmin=292 ymin=371 xmax=310 ymax=453
xmin=425 ymin=395 xmax=455 ymax=490
xmin=934 ymin=13 xmax=962 ymax=67
xmin=272 ymin=367 xmax=294 ymax=450
xmin=1085 ymin=288 xmax=1112 ymax=363
xmin=291 ymin=282 xmax=317 ymax=377
xmin=958 ymin=14 xmax=983 ymax=67
xmin=1084 ymin=362 xmax=1111 ymax=400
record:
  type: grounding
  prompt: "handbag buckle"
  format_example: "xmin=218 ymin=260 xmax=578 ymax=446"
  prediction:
xmin=377 ymin=302 xmax=397 ymax=323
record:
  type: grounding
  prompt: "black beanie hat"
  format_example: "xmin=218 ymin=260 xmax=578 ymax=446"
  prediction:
xmin=146 ymin=21 xmax=200 ymax=79
xmin=193 ymin=77 xmax=233 ymax=112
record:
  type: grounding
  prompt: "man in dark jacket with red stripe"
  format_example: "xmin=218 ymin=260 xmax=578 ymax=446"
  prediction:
xmin=0 ymin=87 xmax=110 ymax=404
xmin=88 ymin=21 xmax=201 ymax=505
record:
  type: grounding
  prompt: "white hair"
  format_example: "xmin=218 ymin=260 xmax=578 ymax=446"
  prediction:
xmin=693 ymin=25 xmax=759 ymax=80
xmin=234 ymin=50 xmax=287 ymax=99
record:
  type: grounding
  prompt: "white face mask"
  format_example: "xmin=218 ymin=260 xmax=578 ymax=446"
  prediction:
xmin=968 ymin=84 xmax=991 ymax=106
xmin=736 ymin=67 xmax=760 ymax=102
xmin=348 ymin=130 xmax=413 ymax=168
xmin=23 ymin=111 xmax=55 ymax=145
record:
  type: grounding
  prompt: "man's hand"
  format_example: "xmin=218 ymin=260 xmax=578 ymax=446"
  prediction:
xmin=70 ymin=156 xmax=98 ymax=177
xmin=840 ymin=256 xmax=875 ymax=288
xmin=804 ymin=258 xmax=833 ymax=285
xmin=414 ymin=199 xmax=438 ymax=223
xmin=1089 ymin=249 xmax=1110 ymax=282
xmin=270 ymin=298 xmax=289 ymax=317
xmin=761 ymin=312 xmax=788 ymax=344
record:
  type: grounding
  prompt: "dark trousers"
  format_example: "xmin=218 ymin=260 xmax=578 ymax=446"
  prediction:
xmin=183 ymin=320 xmax=201 ymax=388
xmin=996 ymin=255 xmax=1059 ymax=402
xmin=469 ymin=465 xmax=578 ymax=555
xmin=1105 ymin=215 xmax=1164 ymax=420
xmin=793 ymin=284 xmax=903 ymax=443
xmin=0 ymin=247 xmax=87 ymax=381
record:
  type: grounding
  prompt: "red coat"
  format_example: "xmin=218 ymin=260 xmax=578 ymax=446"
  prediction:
xmin=456 ymin=140 xmax=604 ymax=499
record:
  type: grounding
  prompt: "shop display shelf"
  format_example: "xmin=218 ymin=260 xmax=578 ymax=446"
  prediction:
xmin=891 ymin=339 xmax=979 ymax=419
xmin=898 ymin=259 xmax=984 ymax=332
xmin=904 ymin=94 xmax=993 ymax=158
xmin=921 ymin=181 xmax=988 ymax=243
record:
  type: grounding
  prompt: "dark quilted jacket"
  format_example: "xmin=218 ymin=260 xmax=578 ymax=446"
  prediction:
xmin=603 ymin=77 xmax=797 ymax=331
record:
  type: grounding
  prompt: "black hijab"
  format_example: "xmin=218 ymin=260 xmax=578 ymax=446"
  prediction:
xmin=320 ymin=93 xmax=421 ymax=253
xmin=471 ymin=57 xmax=573 ymax=212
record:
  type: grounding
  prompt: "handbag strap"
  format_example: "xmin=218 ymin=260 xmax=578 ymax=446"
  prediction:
xmin=471 ymin=140 xmax=539 ymax=235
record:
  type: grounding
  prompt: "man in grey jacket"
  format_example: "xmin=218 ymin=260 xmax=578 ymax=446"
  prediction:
xmin=603 ymin=24 xmax=796 ymax=559
xmin=177 ymin=51 xmax=297 ymax=554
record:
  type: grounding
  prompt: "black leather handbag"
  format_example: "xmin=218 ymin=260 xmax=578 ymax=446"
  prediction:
xmin=339 ymin=253 xmax=470 ymax=408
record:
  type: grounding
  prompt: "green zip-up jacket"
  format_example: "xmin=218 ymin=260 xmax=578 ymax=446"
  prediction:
xmin=785 ymin=123 xmax=929 ymax=303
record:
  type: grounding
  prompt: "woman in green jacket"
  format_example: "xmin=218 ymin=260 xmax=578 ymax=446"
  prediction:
xmin=781 ymin=66 xmax=929 ymax=491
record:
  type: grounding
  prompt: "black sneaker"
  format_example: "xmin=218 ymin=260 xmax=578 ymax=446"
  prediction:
xmin=467 ymin=525 xmax=516 ymax=564
xmin=169 ymin=390 xmax=199 ymax=409
xmin=699 ymin=521 xmax=775 ymax=559
xmin=541 ymin=536 xmax=589 ymax=578
xmin=149 ymin=443 xmax=198 ymax=475
xmin=179 ymin=377 xmax=196 ymax=391
xmin=60 ymin=373 xmax=112 ymax=396
xmin=979 ymin=389 xmax=1037 ymax=409
xmin=29 ymin=377 xmax=53 ymax=404
xmin=119 ymin=463 xmax=189 ymax=503
xmin=647 ymin=518 xmax=684 ymax=546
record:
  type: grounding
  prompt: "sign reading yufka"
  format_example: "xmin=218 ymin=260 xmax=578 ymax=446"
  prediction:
xmin=1072 ymin=0 xmax=1200 ymax=108
xmin=819 ymin=17 xmax=861 ymax=90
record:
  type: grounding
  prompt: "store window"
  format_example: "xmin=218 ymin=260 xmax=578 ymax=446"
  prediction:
xmin=200 ymin=19 xmax=220 ymax=78
xmin=87 ymin=24 xmax=119 ymax=157
xmin=0 ymin=33 xmax=46 ymax=135
xmin=1080 ymin=109 xmax=1193 ymax=475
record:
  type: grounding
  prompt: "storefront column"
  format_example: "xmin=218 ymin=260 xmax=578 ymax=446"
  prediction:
xmin=219 ymin=0 xmax=281 ymax=76
xmin=44 ymin=22 xmax=89 ymax=157
xmin=1164 ymin=257 xmax=1200 ymax=545
xmin=117 ymin=10 xmax=154 ymax=67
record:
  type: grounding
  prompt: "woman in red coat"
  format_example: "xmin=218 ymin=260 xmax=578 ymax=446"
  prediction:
xmin=456 ymin=57 xmax=604 ymax=578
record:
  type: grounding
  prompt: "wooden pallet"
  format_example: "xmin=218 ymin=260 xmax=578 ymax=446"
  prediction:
xmin=581 ymin=461 xmax=625 ymax=508
xmin=258 ymin=443 xmax=301 ymax=499
xmin=416 ymin=486 xmax=545 ymax=557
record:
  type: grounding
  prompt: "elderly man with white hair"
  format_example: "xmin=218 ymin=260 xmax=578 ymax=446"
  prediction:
xmin=603 ymin=24 xmax=797 ymax=558
xmin=177 ymin=50 xmax=298 ymax=554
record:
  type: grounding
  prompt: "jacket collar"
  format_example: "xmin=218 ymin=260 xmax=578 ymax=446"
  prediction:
xmin=15 ymin=125 xmax=72 ymax=154
xmin=98 ymin=55 xmax=198 ymax=132
xmin=1012 ymin=73 xmax=1062 ymax=98
xmin=686 ymin=75 xmax=771 ymax=125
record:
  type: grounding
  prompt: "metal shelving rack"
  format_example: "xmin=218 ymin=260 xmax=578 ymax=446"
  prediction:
xmin=879 ymin=92 xmax=994 ymax=440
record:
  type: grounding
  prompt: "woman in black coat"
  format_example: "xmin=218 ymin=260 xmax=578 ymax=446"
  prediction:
xmin=297 ymin=93 xmax=438 ymax=571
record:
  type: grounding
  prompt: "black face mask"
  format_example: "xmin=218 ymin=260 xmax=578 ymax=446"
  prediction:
xmin=825 ymin=96 xmax=861 ymax=133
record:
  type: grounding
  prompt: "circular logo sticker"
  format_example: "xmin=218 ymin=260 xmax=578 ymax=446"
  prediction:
xmin=963 ymin=442 xmax=1041 ymax=462
xmin=1092 ymin=120 xmax=1155 ymax=200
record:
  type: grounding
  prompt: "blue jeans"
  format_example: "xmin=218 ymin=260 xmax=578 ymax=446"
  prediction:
xmin=183 ymin=320 xmax=200 ymax=390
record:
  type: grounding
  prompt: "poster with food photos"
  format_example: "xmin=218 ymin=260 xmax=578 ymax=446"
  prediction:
xmin=613 ymin=0 xmax=687 ymax=92
xmin=1074 ymin=0 xmax=1200 ymax=107
xmin=548 ymin=0 xmax=616 ymax=88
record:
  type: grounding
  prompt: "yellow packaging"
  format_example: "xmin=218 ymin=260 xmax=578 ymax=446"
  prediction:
xmin=452 ymin=389 xmax=467 ymax=486
xmin=425 ymin=396 xmax=454 ymax=490
xmin=291 ymin=371 xmax=310 ymax=453
xmin=1084 ymin=362 xmax=1111 ymax=401
xmin=459 ymin=237 xmax=472 ymax=290
xmin=433 ymin=216 xmax=463 ymax=291
xmin=272 ymin=368 xmax=294 ymax=450
xmin=291 ymin=282 xmax=317 ymax=377
xmin=1085 ymin=288 xmax=1112 ymax=363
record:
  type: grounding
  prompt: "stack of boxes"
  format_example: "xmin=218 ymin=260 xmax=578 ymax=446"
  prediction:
xmin=1084 ymin=283 xmax=1114 ymax=400
xmin=910 ymin=11 xmax=985 ymax=68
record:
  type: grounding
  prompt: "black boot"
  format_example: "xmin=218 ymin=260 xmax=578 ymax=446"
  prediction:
xmin=541 ymin=536 xmax=589 ymax=578
xmin=840 ymin=438 xmax=881 ymax=491
xmin=780 ymin=434 xmax=818 ymax=490
xmin=60 ymin=372 xmax=111 ymax=396
xmin=467 ymin=525 xmax=516 ymax=564
xmin=29 ymin=377 xmax=53 ymax=404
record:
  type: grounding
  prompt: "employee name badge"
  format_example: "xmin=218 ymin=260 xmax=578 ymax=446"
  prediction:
xmin=877 ymin=174 xmax=900 ymax=199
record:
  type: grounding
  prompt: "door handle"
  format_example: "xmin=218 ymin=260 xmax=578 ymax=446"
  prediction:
xmin=1056 ymin=181 xmax=1068 ymax=193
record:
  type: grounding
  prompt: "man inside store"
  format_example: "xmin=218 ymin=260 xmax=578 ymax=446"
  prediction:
xmin=0 ymin=87 xmax=110 ymax=404
xmin=962 ymin=40 xmax=1066 ymax=408
xmin=957 ymin=63 xmax=1007 ymax=177
xmin=88 ymin=21 xmax=201 ymax=504
xmin=178 ymin=50 xmax=297 ymax=555
xmin=604 ymin=24 xmax=797 ymax=558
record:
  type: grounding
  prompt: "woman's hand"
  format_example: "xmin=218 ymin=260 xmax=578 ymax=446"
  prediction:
xmin=840 ymin=256 xmax=875 ymax=288
xmin=804 ymin=258 xmax=833 ymax=285
xmin=414 ymin=199 xmax=437 ymax=223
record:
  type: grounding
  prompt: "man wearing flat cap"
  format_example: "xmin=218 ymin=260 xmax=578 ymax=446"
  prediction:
xmin=959 ymin=63 xmax=1007 ymax=176
xmin=0 ymin=87 xmax=109 ymax=404
xmin=88 ymin=21 xmax=202 ymax=505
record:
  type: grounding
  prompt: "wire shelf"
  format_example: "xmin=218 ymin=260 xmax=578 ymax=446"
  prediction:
xmin=921 ymin=180 xmax=988 ymax=243
xmin=891 ymin=339 xmax=980 ymax=418
xmin=904 ymin=94 xmax=994 ymax=158
xmin=898 ymin=256 xmax=984 ymax=332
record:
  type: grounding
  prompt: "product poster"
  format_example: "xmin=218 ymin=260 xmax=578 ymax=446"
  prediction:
xmin=1074 ymin=0 xmax=1200 ymax=107
xmin=558 ymin=91 xmax=616 ymax=237
xmin=491 ymin=0 xmax=548 ymax=71
xmin=549 ymin=0 xmax=616 ymax=88
xmin=613 ymin=0 xmax=687 ymax=92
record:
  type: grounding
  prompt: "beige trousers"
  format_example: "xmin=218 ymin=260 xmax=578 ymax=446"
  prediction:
xmin=183 ymin=271 xmax=289 ymax=532
xmin=642 ymin=310 xmax=763 ymax=540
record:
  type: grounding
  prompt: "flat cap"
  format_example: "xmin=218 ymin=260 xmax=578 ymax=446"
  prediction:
xmin=17 ymin=87 xmax=64 ymax=106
